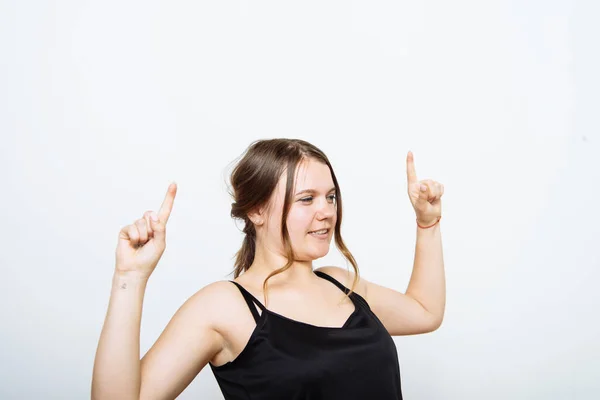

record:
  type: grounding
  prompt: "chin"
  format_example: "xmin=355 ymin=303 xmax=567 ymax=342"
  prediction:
xmin=294 ymin=239 xmax=331 ymax=258
xmin=308 ymin=249 xmax=331 ymax=260
xmin=294 ymin=249 xmax=330 ymax=262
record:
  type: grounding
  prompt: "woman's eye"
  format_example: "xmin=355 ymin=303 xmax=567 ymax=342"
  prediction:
xmin=299 ymin=195 xmax=336 ymax=203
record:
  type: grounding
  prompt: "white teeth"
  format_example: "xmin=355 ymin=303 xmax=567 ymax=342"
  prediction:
xmin=310 ymin=229 xmax=328 ymax=234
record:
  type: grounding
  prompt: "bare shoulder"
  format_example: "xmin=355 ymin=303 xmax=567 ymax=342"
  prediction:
xmin=184 ymin=279 xmax=245 ymax=326
xmin=314 ymin=266 xmax=369 ymax=299
xmin=189 ymin=279 xmax=239 ymax=303
xmin=148 ymin=280 xmax=240 ymax=343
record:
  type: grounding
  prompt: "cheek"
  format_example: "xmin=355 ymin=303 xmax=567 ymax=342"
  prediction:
xmin=287 ymin=209 xmax=311 ymax=234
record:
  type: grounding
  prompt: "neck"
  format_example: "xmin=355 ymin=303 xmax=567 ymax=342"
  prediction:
xmin=246 ymin=243 xmax=315 ymax=288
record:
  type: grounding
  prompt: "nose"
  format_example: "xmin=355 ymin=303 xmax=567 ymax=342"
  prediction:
xmin=316 ymin=197 xmax=336 ymax=220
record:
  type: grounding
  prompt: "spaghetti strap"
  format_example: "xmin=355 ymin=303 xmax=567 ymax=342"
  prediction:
xmin=229 ymin=281 xmax=266 ymax=323
xmin=314 ymin=270 xmax=350 ymax=294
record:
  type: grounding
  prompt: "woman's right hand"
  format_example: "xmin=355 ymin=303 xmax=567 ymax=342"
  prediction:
xmin=115 ymin=183 xmax=178 ymax=279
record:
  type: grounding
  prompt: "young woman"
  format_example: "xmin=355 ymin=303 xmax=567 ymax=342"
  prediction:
xmin=92 ymin=138 xmax=445 ymax=400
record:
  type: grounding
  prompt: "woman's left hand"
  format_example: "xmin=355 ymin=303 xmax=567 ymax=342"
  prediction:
xmin=406 ymin=151 xmax=444 ymax=226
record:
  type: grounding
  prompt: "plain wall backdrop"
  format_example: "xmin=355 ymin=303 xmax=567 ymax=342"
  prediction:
xmin=1 ymin=0 xmax=598 ymax=399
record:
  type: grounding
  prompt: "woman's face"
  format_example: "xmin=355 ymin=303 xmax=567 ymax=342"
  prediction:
xmin=260 ymin=158 xmax=337 ymax=262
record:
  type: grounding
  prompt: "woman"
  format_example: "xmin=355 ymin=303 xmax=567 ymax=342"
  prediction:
xmin=92 ymin=138 xmax=445 ymax=400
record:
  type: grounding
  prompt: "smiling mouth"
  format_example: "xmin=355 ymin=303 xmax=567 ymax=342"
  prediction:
xmin=308 ymin=229 xmax=329 ymax=235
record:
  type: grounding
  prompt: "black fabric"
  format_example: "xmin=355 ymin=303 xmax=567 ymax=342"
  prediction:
xmin=210 ymin=270 xmax=403 ymax=399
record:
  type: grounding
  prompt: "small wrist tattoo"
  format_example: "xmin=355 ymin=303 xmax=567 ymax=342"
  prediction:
xmin=121 ymin=283 xmax=127 ymax=290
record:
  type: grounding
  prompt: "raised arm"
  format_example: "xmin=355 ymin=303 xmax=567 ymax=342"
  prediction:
xmin=91 ymin=183 xmax=226 ymax=399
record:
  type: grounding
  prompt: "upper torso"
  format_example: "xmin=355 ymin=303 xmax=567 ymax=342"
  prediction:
xmin=207 ymin=270 xmax=404 ymax=400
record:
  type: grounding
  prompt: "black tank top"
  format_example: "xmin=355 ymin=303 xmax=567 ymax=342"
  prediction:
xmin=210 ymin=270 xmax=403 ymax=399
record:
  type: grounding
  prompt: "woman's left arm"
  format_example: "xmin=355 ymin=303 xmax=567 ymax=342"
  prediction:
xmin=402 ymin=150 xmax=446 ymax=330
xmin=374 ymin=151 xmax=446 ymax=335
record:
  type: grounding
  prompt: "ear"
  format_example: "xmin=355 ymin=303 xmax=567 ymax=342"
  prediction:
xmin=248 ymin=208 xmax=265 ymax=226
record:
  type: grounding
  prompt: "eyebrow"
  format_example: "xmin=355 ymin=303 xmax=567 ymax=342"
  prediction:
xmin=295 ymin=187 xmax=337 ymax=196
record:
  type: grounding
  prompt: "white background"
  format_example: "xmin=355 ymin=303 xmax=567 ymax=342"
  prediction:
xmin=1 ymin=0 xmax=598 ymax=399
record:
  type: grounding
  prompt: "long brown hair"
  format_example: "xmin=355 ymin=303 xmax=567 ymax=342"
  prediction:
xmin=228 ymin=138 xmax=359 ymax=304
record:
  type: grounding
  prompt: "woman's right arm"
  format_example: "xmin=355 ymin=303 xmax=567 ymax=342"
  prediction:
xmin=91 ymin=183 xmax=226 ymax=399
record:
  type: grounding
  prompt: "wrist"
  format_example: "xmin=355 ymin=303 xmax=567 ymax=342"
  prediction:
xmin=112 ymin=270 xmax=150 ymax=288
xmin=416 ymin=216 xmax=441 ymax=228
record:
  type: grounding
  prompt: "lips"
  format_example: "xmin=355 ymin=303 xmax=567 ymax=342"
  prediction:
xmin=308 ymin=228 xmax=329 ymax=234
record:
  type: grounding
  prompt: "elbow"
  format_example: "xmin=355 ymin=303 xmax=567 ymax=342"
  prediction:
xmin=432 ymin=315 xmax=444 ymax=331
xmin=426 ymin=313 xmax=444 ymax=333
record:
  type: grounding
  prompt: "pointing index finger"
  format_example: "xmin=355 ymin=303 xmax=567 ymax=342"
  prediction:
xmin=406 ymin=151 xmax=418 ymax=184
xmin=158 ymin=182 xmax=177 ymax=223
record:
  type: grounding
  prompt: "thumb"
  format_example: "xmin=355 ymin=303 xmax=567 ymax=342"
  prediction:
xmin=149 ymin=211 xmax=166 ymax=243
xmin=417 ymin=184 xmax=430 ymax=205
